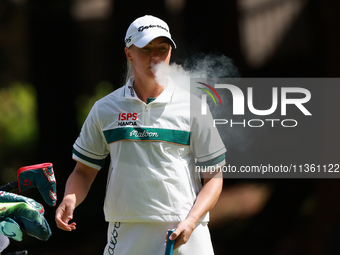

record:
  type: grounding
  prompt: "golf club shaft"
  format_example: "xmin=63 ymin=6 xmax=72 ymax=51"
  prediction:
xmin=0 ymin=181 xmax=18 ymax=192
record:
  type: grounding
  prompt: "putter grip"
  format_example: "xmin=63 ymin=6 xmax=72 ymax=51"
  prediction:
xmin=165 ymin=229 xmax=175 ymax=255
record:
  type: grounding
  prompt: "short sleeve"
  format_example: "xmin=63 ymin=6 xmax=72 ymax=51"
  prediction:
xmin=190 ymin=104 xmax=226 ymax=168
xmin=72 ymin=103 xmax=110 ymax=170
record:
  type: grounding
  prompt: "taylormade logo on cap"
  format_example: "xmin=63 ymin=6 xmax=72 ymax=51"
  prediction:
xmin=125 ymin=15 xmax=176 ymax=49
xmin=137 ymin=24 xmax=168 ymax=33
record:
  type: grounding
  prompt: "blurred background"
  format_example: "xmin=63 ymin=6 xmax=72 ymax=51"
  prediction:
xmin=0 ymin=0 xmax=340 ymax=254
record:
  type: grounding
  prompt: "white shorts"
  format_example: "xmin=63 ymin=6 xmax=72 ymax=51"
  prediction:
xmin=103 ymin=222 xmax=214 ymax=255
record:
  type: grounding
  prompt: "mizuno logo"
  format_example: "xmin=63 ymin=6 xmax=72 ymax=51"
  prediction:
xmin=128 ymin=86 xmax=134 ymax=97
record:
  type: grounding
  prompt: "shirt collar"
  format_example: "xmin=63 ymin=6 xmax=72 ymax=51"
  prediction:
xmin=124 ymin=76 xmax=175 ymax=103
xmin=124 ymin=78 xmax=136 ymax=99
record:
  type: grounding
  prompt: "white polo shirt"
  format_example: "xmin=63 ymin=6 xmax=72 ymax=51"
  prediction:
xmin=73 ymin=76 xmax=226 ymax=223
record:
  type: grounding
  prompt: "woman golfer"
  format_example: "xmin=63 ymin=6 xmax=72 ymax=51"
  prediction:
xmin=55 ymin=15 xmax=226 ymax=255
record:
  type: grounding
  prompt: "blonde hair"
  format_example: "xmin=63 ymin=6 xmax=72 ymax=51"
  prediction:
xmin=124 ymin=60 xmax=134 ymax=85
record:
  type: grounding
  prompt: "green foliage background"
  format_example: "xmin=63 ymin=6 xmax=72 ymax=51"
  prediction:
xmin=0 ymin=81 xmax=113 ymax=183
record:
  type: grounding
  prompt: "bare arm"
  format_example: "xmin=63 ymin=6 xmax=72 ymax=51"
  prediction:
xmin=170 ymin=171 xmax=223 ymax=249
xmin=55 ymin=161 xmax=98 ymax=231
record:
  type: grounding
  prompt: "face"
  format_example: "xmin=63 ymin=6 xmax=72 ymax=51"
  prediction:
xmin=125 ymin=37 xmax=172 ymax=81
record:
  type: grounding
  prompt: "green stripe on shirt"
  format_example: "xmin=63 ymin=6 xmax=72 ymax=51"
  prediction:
xmin=103 ymin=127 xmax=190 ymax=145
xmin=196 ymin=153 xmax=226 ymax=167
xmin=73 ymin=149 xmax=106 ymax=168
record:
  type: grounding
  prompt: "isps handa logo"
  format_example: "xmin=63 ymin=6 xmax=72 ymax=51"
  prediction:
xmin=196 ymin=80 xmax=312 ymax=128
xmin=118 ymin=112 xmax=138 ymax=126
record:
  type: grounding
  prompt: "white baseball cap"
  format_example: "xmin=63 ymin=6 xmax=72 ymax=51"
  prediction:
xmin=124 ymin=15 xmax=176 ymax=49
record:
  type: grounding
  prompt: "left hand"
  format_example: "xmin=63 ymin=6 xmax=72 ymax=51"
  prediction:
xmin=168 ymin=217 xmax=197 ymax=250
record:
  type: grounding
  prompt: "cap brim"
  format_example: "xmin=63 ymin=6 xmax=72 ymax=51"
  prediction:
xmin=134 ymin=33 xmax=176 ymax=49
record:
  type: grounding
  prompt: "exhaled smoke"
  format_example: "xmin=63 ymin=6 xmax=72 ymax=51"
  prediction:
xmin=151 ymin=61 xmax=168 ymax=86
xmin=183 ymin=53 xmax=240 ymax=79
xmin=169 ymin=53 xmax=240 ymax=93
xmin=152 ymin=53 xmax=239 ymax=92
xmin=152 ymin=53 xmax=255 ymax=152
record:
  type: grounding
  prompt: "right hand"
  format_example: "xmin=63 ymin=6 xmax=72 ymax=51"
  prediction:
xmin=55 ymin=197 xmax=76 ymax=231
